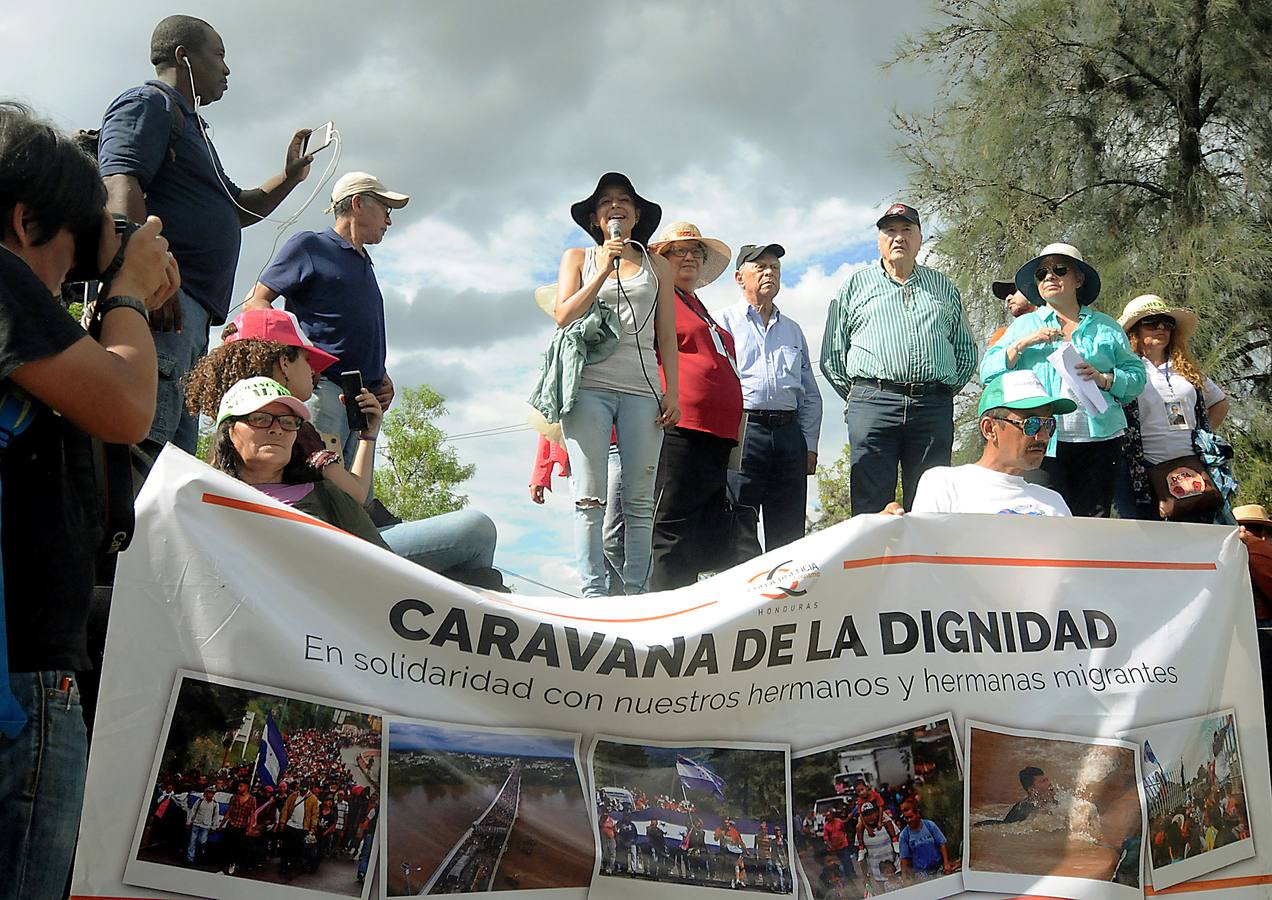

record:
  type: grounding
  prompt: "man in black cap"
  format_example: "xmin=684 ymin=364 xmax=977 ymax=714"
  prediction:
xmin=820 ymin=204 xmax=976 ymax=514
xmin=987 ymin=278 xmax=1035 ymax=347
xmin=717 ymin=244 xmax=823 ymax=553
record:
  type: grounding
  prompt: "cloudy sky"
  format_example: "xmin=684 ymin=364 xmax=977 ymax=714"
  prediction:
xmin=3 ymin=1 xmax=955 ymax=596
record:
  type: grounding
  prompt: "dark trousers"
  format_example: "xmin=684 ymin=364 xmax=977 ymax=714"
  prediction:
xmin=650 ymin=427 xmax=735 ymax=590
xmin=1024 ymin=438 xmax=1121 ymax=517
xmin=727 ymin=417 xmax=808 ymax=552
xmin=846 ymin=383 xmax=953 ymax=514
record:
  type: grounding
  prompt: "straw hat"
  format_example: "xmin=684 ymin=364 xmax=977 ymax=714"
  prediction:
xmin=1118 ymin=294 xmax=1199 ymax=344
xmin=1014 ymin=242 xmax=1101 ymax=306
xmin=534 ymin=284 xmax=557 ymax=318
xmin=527 ymin=407 xmax=565 ymax=449
xmin=648 ymin=221 xmax=732 ymax=288
xmin=1234 ymin=504 xmax=1272 ymax=528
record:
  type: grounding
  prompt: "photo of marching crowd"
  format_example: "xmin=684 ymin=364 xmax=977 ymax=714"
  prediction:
xmin=1123 ymin=710 xmax=1255 ymax=890
xmin=790 ymin=717 xmax=963 ymax=899
xmin=126 ymin=673 xmax=381 ymax=900
xmin=589 ymin=736 xmax=794 ymax=895
xmin=381 ymin=719 xmax=594 ymax=896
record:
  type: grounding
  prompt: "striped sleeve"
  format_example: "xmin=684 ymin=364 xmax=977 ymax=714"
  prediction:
xmin=820 ymin=278 xmax=853 ymax=401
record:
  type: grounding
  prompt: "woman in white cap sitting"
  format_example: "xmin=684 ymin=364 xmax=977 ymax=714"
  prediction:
xmin=209 ymin=377 xmax=502 ymax=587
xmin=1116 ymin=295 xmax=1234 ymax=523
xmin=552 ymin=173 xmax=679 ymax=597
xmin=980 ymin=243 xmax=1145 ymax=517
xmin=646 ymin=221 xmax=740 ymax=590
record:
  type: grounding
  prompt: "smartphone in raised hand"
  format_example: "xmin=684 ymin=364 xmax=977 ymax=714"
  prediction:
xmin=340 ymin=370 xmax=367 ymax=431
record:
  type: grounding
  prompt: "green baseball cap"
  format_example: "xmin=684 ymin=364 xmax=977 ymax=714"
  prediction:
xmin=978 ymin=370 xmax=1076 ymax=416
xmin=215 ymin=377 xmax=311 ymax=428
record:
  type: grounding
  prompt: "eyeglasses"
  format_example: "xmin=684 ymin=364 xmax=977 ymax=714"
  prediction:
xmin=239 ymin=411 xmax=304 ymax=431
xmin=666 ymin=245 xmax=707 ymax=261
xmin=1034 ymin=264 xmax=1070 ymax=281
xmin=1139 ymin=315 xmax=1176 ymax=331
xmin=989 ymin=415 xmax=1058 ymax=438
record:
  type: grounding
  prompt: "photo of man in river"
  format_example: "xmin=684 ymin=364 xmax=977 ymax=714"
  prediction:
xmin=964 ymin=722 xmax=1144 ymax=900
xmin=381 ymin=720 xmax=594 ymax=895
xmin=124 ymin=672 xmax=381 ymax=900
xmin=587 ymin=735 xmax=794 ymax=897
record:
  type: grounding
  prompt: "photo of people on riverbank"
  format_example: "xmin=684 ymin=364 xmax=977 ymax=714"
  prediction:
xmin=1121 ymin=709 xmax=1255 ymax=889
xmin=381 ymin=719 xmax=594 ymax=897
xmin=790 ymin=715 xmax=963 ymax=900
xmin=587 ymin=735 xmax=794 ymax=898
xmin=964 ymin=721 xmax=1144 ymax=900
xmin=125 ymin=672 xmax=382 ymax=900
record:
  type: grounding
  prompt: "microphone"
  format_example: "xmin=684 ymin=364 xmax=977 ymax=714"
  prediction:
xmin=608 ymin=218 xmax=622 ymax=270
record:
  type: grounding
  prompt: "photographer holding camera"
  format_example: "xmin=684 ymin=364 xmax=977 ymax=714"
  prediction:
xmin=0 ymin=101 xmax=177 ymax=900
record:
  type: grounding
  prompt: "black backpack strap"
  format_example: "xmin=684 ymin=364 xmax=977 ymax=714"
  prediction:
xmin=140 ymin=81 xmax=187 ymax=163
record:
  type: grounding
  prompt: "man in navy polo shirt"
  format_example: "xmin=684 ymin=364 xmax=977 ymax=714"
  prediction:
xmin=244 ymin=172 xmax=408 ymax=483
xmin=98 ymin=14 xmax=314 ymax=456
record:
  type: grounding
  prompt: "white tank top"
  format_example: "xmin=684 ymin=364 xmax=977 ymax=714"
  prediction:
xmin=577 ymin=245 xmax=661 ymax=396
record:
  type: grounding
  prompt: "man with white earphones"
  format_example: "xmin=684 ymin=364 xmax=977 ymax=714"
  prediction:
xmin=98 ymin=15 xmax=314 ymax=457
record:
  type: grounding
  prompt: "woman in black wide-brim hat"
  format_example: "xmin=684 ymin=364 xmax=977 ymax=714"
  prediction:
xmin=980 ymin=243 xmax=1145 ymax=517
xmin=554 ymin=173 xmax=679 ymax=597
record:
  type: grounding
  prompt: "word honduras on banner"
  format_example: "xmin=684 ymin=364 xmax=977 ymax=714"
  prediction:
xmin=71 ymin=448 xmax=1270 ymax=900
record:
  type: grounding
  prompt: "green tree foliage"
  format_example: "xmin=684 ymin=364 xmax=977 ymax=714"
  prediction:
xmin=890 ymin=0 xmax=1272 ymax=500
xmin=373 ymin=385 xmax=476 ymax=520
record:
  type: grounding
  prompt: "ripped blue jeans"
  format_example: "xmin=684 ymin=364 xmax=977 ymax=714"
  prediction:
xmin=561 ymin=389 xmax=662 ymax=597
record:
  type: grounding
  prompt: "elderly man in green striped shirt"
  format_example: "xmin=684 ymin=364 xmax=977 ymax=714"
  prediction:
xmin=820 ymin=203 xmax=976 ymax=514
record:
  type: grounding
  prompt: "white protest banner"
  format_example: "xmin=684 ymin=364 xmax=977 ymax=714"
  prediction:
xmin=71 ymin=449 xmax=1271 ymax=900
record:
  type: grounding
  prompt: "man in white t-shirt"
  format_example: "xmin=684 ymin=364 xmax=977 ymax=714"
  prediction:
xmin=887 ymin=371 xmax=1077 ymax=516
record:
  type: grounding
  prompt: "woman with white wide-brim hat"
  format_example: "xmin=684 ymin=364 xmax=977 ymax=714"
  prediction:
xmin=1115 ymin=294 xmax=1233 ymax=522
xmin=645 ymin=221 xmax=742 ymax=590
xmin=980 ymin=243 xmax=1146 ymax=517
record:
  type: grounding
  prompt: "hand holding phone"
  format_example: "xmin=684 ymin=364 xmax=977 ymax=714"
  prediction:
xmin=340 ymin=370 xmax=367 ymax=431
xmin=302 ymin=122 xmax=335 ymax=157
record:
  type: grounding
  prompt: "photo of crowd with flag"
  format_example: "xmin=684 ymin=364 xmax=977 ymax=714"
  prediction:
xmin=1121 ymin=709 xmax=1255 ymax=890
xmin=588 ymin=736 xmax=794 ymax=897
xmin=125 ymin=672 xmax=382 ymax=900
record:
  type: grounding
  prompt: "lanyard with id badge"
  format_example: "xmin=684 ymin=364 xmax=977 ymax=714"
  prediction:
xmin=1158 ymin=362 xmax=1190 ymax=430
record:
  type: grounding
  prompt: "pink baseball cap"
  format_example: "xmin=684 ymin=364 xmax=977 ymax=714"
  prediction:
xmin=224 ymin=308 xmax=339 ymax=373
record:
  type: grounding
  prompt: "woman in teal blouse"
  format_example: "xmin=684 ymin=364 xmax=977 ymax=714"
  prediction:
xmin=980 ymin=243 xmax=1145 ymax=517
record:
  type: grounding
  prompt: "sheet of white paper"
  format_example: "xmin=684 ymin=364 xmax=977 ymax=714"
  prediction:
xmin=1047 ymin=341 xmax=1108 ymax=415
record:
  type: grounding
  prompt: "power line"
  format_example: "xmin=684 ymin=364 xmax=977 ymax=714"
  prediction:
xmin=496 ymin=567 xmax=577 ymax=598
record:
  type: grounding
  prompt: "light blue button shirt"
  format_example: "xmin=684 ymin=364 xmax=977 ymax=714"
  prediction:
xmin=716 ymin=300 xmax=823 ymax=453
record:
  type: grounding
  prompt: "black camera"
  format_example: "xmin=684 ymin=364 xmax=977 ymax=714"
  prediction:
xmin=65 ymin=213 xmax=138 ymax=290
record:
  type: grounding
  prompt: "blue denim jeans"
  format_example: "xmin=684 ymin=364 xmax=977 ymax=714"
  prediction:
xmin=147 ymin=289 xmax=211 ymax=453
xmin=0 ymin=671 xmax=86 ymax=900
xmin=602 ymin=443 xmax=625 ymax=596
xmin=561 ymin=389 xmax=663 ymax=597
xmin=308 ymin=378 xmax=362 ymax=478
xmin=380 ymin=509 xmax=497 ymax=574
xmin=187 ymin=822 xmax=211 ymax=862
xmin=845 ymin=382 xmax=953 ymax=514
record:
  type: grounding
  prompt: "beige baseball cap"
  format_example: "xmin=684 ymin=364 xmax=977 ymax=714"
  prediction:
xmin=327 ymin=172 xmax=410 ymax=212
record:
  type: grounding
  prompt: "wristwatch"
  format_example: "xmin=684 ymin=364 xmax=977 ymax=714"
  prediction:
xmin=97 ymin=294 xmax=150 ymax=323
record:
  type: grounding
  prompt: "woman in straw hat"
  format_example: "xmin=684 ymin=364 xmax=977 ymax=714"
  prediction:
xmin=554 ymin=173 xmax=679 ymax=596
xmin=1116 ymin=295 xmax=1234 ymax=523
xmin=980 ymin=243 xmax=1145 ymax=517
xmin=646 ymin=222 xmax=741 ymax=590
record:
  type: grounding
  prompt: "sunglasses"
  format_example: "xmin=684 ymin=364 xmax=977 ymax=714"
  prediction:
xmin=1034 ymin=264 xmax=1070 ymax=281
xmin=990 ymin=415 xmax=1058 ymax=438
xmin=239 ymin=411 xmax=304 ymax=432
xmin=666 ymin=245 xmax=707 ymax=261
xmin=1139 ymin=315 xmax=1176 ymax=330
